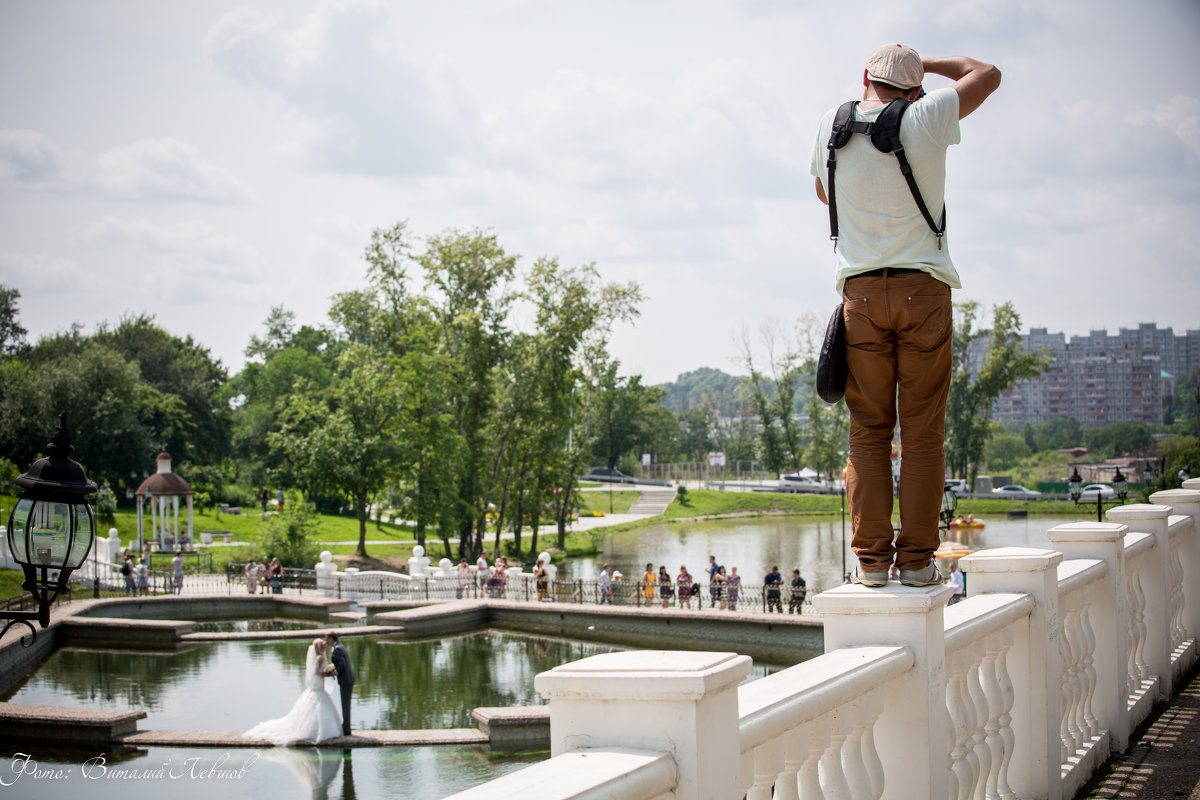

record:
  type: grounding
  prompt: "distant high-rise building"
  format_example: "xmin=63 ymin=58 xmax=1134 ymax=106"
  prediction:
xmin=977 ymin=323 xmax=1200 ymax=428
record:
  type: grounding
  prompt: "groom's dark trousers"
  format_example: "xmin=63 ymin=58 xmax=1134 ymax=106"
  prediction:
xmin=331 ymin=641 xmax=355 ymax=735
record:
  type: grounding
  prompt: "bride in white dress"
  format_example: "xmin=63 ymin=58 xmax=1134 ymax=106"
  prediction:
xmin=244 ymin=638 xmax=344 ymax=745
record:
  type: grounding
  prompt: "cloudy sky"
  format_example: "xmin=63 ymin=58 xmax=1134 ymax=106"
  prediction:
xmin=2 ymin=0 xmax=1197 ymax=384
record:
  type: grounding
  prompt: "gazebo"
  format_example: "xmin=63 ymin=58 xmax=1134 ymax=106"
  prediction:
xmin=135 ymin=452 xmax=195 ymax=552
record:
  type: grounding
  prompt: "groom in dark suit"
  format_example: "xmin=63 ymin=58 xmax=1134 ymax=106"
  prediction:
xmin=325 ymin=631 xmax=355 ymax=736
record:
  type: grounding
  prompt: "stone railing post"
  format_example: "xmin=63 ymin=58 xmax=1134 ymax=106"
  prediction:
xmin=535 ymin=650 xmax=751 ymax=800
xmin=1149 ymin=488 xmax=1200 ymax=657
xmin=814 ymin=582 xmax=952 ymax=800
xmin=1106 ymin=504 xmax=1172 ymax=700
xmin=1046 ymin=522 xmax=1130 ymax=751
xmin=959 ymin=547 xmax=1063 ymax=800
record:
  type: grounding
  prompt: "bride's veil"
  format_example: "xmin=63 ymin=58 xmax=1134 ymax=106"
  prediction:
xmin=305 ymin=643 xmax=320 ymax=690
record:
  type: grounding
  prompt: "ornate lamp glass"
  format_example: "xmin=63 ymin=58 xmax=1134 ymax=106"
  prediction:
xmin=4 ymin=413 xmax=97 ymax=645
xmin=939 ymin=484 xmax=958 ymax=528
xmin=1067 ymin=467 xmax=1084 ymax=502
xmin=1112 ymin=467 xmax=1128 ymax=501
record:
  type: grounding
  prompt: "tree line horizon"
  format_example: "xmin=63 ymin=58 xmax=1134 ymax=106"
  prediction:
xmin=1 ymin=222 xmax=1197 ymax=563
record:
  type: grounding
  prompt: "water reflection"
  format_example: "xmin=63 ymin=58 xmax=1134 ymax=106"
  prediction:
xmin=0 ymin=746 xmax=540 ymax=800
xmin=0 ymin=633 xmax=620 ymax=731
xmin=571 ymin=514 xmax=1080 ymax=591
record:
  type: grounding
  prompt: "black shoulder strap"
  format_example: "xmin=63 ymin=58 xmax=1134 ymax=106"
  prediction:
xmin=825 ymin=98 xmax=946 ymax=252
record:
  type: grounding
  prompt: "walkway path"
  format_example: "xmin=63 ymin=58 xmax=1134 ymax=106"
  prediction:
xmin=1077 ymin=659 xmax=1200 ymax=799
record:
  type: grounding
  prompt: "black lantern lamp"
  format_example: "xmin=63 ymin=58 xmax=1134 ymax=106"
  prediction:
xmin=1142 ymin=463 xmax=1155 ymax=488
xmin=939 ymin=483 xmax=959 ymax=530
xmin=1068 ymin=465 xmax=1128 ymax=523
xmin=4 ymin=413 xmax=97 ymax=646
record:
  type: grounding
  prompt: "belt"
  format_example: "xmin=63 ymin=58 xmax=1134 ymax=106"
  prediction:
xmin=854 ymin=267 xmax=924 ymax=278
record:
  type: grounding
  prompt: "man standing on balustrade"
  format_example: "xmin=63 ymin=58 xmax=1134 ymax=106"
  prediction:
xmin=811 ymin=44 xmax=1000 ymax=587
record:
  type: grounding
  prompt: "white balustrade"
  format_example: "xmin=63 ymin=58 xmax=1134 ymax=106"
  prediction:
xmin=442 ymin=495 xmax=1200 ymax=800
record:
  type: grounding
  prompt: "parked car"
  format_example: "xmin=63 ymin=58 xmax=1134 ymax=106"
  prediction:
xmin=992 ymin=484 xmax=1043 ymax=499
xmin=1078 ymin=483 xmax=1116 ymax=500
xmin=944 ymin=479 xmax=970 ymax=495
xmin=586 ymin=467 xmax=633 ymax=483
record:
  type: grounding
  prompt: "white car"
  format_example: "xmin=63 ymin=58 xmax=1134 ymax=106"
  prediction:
xmin=1078 ymin=483 xmax=1116 ymax=500
xmin=992 ymin=484 xmax=1043 ymax=499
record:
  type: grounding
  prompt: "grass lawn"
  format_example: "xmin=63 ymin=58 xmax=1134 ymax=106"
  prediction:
xmin=0 ymin=568 xmax=25 ymax=602
xmin=575 ymin=489 xmax=641 ymax=515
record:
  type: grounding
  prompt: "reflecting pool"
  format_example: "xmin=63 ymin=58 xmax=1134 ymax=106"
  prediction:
xmin=1 ymin=632 xmax=621 ymax=731
xmin=570 ymin=514 xmax=1081 ymax=591
xmin=0 ymin=744 xmax=540 ymax=800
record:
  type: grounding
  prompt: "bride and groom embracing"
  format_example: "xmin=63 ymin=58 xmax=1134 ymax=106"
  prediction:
xmin=244 ymin=631 xmax=356 ymax=745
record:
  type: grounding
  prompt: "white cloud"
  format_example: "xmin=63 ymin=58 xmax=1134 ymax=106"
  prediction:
xmin=75 ymin=217 xmax=258 ymax=279
xmin=0 ymin=129 xmax=65 ymax=182
xmin=97 ymin=139 xmax=247 ymax=203
xmin=206 ymin=0 xmax=473 ymax=176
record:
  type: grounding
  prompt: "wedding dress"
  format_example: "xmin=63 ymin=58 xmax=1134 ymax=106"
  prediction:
xmin=244 ymin=645 xmax=344 ymax=745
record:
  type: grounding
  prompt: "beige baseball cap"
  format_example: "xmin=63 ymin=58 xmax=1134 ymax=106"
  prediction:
xmin=865 ymin=43 xmax=923 ymax=90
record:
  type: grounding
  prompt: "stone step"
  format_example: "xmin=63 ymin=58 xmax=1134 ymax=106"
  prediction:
xmin=628 ymin=490 xmax=677 ymax=515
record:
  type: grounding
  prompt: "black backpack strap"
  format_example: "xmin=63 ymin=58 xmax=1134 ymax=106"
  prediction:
xmin=825 ymin=101 xmax=858 ymax=252
xmin=876 ymin=99 xmax=946 ymax=249
xmin=824 ymin=98 xmax=947 ymax=252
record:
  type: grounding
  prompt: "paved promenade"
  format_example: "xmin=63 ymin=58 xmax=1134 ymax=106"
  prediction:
xmin=1077 ymin=659 xmax=1200 ymax=799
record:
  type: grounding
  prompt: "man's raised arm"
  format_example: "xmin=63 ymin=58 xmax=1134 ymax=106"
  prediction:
xmin=922 ymin=56 xmax=1001 ymax=119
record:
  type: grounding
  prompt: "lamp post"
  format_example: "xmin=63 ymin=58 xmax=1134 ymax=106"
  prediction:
xmin=939 ymin=483 xmax=959 ymax=531
xmin=3 ymin=413 xmax=98 ymax=647
xmin=1068 ymin=466 xmax=1128 ymax=522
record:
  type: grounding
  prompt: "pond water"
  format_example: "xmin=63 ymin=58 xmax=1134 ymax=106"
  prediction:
xmin=0 ymin=744 xmax=539 ymax=800
xmin=1 ymin=632 xmax=620 ymax=732
xmin=2 ymin=631 xmax=778 ymax=733
xmin=569 ymin=513 xmax=1081 ymax=592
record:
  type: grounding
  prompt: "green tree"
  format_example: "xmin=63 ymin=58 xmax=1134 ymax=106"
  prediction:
xmin=260 ymin=489 xmax=321 ymax=568
xmin=271 ymin=344 xmax=406 ymax=557
xmin=0 ymin=284 xmax=27 ymax=356
xmin=945 ymin=301 xmax=1048 ymax=483
xmin=986 ymin=432 xmax=1032 ymax=470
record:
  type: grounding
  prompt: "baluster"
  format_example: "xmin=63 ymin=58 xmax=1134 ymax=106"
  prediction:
xmin=774 ymin=726 xmax=805 ymax=800
xmin=994 ymin=629 xmax=1017 ymax=800
xmin=946 ymin=650 xmax=974 ymax=800
xmin=1169 ymin=539 xmax=1186 ymax=649
xmin=1062 ymin=606 xmax=1084 ymax=754
xmin=797 ymin=718 xmax=827 ymax=800
xmin=841 ymin=698 xmax=873 ymax=800
xmin=965 ymin=643 xmax=991 ymax=800
xmin=1129 ymin=568 xmax=1149 ymax=682
xmin=979 ymin=636 xmax=1005 ymax=800
xmin=747 ymin=739 xmax=781 ymax=800
xmin=1078 ymin=593 xmax=1099 ymax=740
xmin=859 ymin=692 xmax=885 ymax=800
xmin=821 ymin=707 xmax=852 ymax=800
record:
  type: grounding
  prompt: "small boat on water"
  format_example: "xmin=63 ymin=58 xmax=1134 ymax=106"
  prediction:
xmin=948 ymin=517 xmax=985 ymax=528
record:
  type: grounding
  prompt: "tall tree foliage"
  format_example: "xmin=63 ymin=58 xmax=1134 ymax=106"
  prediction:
xmin=945 ymin=301 xmax=1048 ymax=483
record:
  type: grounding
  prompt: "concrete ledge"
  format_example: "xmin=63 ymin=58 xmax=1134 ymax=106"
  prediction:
xmin=59 ymin=617 xmax=194 ymax=646
xmin=182 ymin=625 xmax=406 ymax=642
xmin=0 ymin=703 xmax=146 ymax=746
xmin=121 ymin=728 xmax=489 ymax=748
xmin=77 ymin=594 xmax=354 ymax=621
xmin=374 ymin=601 xmax=490 ymax=637
xmin=472 ymin=706 xmax=549 ymax=749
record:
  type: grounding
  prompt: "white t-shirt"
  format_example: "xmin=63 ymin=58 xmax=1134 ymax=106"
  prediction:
xmin=810 ymin=87 xmax=962 ymax=291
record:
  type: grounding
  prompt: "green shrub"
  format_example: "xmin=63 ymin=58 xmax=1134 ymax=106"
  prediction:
xmin=260 ymin=490 xmax=320 ymax=568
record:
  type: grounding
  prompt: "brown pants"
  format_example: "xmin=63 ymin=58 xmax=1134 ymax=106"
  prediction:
xmin=842 ymin=271 xmax=952 ymax=573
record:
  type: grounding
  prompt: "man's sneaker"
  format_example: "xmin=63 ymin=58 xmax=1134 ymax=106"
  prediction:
xmin=899 ymin=560 xmax=943 ymax=587
xmin=850 ymin=564 xmax=889 ymax=588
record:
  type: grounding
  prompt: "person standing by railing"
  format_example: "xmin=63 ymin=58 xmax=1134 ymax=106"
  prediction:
xmin=764 ymin=565 xmax=783 ymax=613
xmin=244 ymin=558 xmax=258 ymax=595
xmin=136 ymin=556 xmax=149 ymax=596
xmin=676 ymin=566 xmax=693 ymax=609
xmin=811 ymin=44 xmax=1000 ymax=588
xmin=598 ymin=564 xmax=612 ymax=604
xmin=172 ymin=551 xmax=184 ymax=595
xmin=726 ymin=567 xmax=741 ymax=610
xmin=788 ymin=569 xmax=807 ymax=613
xmin=641 ymin=563 xmax=656 ymax=607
